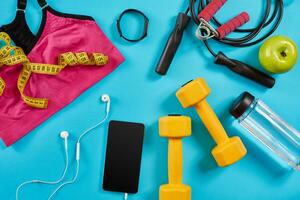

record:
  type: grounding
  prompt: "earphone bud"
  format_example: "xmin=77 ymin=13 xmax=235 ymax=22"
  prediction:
xmin=60 ymin=131 xmax=69 ymax=150
xmin=101 ymin=94 xmax=110 ymax=113
xmin=101 ymin=94 xmax=110 ymax=102
xmin=60 ymin=131 xmax=69 ymax=139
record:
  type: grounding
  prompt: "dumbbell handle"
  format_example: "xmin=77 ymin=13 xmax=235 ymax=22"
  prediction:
xmin=168 ymin=138 xmax=183 ymax=184
xmin=195 ymin=100 xmax=229 ymax=144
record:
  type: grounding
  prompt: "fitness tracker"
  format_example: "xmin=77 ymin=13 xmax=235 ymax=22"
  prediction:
xmin=117 ymin=9 xmax=149 ymax=42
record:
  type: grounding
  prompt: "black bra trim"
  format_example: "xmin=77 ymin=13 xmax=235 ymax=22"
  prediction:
xmin=37 ymin=0 xmax=47 ymax=8
xmin=26 ymin=8 xmax=47 ymax=54
xmin=38 ymin=0 xmax=94 ymax=21
xmin=17 ymin=0 xmax=27 ymax=10
xmin=26 ymin=6 xmax=95 ymax=54
xmin=0 ymin=11 xmax=35 ymax=54
xmin=46 ymin=6 xmax=95 ymax=21
xmin=1 ymin=4 xmax=95 ymax=54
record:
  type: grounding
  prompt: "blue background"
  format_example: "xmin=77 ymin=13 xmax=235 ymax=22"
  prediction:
xmin=0 ymin=0 xmax=299 ymax=199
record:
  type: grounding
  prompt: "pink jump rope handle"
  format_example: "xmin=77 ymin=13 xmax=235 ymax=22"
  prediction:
xmin=217 ymin=12 xmax=250 ymax=39
xmin=198 ymin=0 xmax=227 ymax=21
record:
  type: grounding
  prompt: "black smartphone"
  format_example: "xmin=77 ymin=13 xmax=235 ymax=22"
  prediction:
xmin=103 ymin=120 xmax=145 ymax=194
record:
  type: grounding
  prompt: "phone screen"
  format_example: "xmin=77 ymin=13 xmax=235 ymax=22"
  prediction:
xmin=103 ymin=120 xmax=145 ymax=194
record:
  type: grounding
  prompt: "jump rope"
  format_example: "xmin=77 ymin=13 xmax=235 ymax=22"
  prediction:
xmin=16 ymin=94 xmax=111 ymax=200
xmin=189 ymin=0 xmax=283 ymax=49
xmin=156 ymin=0 xmax=284 ymax=88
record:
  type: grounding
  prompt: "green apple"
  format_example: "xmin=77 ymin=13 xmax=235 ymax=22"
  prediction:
xmin=259 ymin=35 xmax=298 ymax=74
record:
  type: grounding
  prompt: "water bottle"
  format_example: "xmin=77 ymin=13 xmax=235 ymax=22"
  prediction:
xmin=230 ymin=92 xmax=300 ymax=170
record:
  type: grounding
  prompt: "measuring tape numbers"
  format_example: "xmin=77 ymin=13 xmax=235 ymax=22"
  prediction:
xmin=0 ymin=32 xmax=109 ymax=109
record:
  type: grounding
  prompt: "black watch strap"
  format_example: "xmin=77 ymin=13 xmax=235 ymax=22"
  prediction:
xmin=116 ymin=9 xmax=149 ymax=42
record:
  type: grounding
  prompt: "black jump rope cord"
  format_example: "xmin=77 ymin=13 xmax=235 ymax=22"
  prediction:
xmin=155 ymin=0 xmax=283 ymax=88
xmin=150 ymin=0 xmax=282 ymax=88
xmin=188 ymin=0 xmax=284 ymax=57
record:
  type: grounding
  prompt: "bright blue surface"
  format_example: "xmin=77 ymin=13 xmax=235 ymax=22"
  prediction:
xmin=0 ymin=0 xmax=300 ymax=199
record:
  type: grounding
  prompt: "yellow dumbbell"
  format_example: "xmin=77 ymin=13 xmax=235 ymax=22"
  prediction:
xmin=176 ymin=78 xmax=247 ymax=167
xmin=159 ymin=114 xmax=191 ymax=200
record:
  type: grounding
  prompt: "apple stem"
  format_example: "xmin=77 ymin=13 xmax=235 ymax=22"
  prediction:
xmin=281 ymin=49 xmax=287 ymax=57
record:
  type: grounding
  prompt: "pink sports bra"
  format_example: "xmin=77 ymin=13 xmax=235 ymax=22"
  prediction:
xmin=0 ymin=0 xmax=124 ymax=146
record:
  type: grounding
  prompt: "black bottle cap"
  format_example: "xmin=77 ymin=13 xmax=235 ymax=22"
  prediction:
xmin=230 ymin=92 xmax=255 ymax=119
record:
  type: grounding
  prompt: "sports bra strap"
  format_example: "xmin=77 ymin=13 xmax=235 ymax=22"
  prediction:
xmin=37 ymin=0 xmax=48 ymax=8
xmin=17 ymin=0 xmax=27 ymax=11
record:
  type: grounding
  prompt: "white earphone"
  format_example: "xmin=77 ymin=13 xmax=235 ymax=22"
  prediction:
xmin=75 ymin=94 xmax=110 ymax=161
xmin=60 ymin=131 xmax=69 ymax=139
xmin=16 ymin=94 xmax=111 ymax=200
xmin=101 ymin=94 xmax=110 ymax=113
xmin=16 ymin=131 xmax=70 ymax=200
xmin=60 ymin=131 xmax=69 ymax=150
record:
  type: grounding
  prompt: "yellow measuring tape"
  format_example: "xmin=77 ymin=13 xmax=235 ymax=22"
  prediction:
xmin=0 ymin=32 xmax=109 ymax=109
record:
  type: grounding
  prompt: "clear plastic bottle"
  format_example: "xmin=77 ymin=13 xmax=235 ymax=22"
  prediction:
xmin=230 ymin=92 xmax=300 ymax=170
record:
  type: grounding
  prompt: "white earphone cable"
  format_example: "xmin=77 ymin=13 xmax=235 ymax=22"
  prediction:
xmin=48 ymin=99 xmax=110 ymax=199
xmin=77 ymin=111 xmax=109 ymax=143
xmin=47 ymin=160 xmax=79 ymax=200
xmin=16 ymin=140 xmax=69 ymax=200
xmin=124 ymin=193 xmax=128 ymax=200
